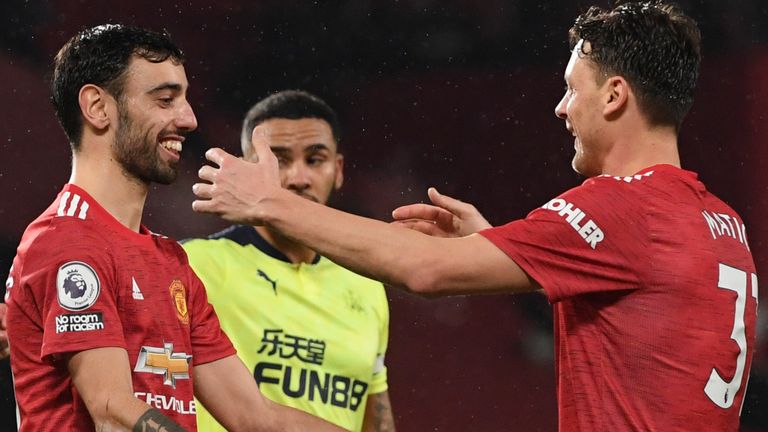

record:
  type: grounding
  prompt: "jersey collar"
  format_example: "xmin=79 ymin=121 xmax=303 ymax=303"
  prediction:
xmin=213 ymin=225 xmax=322 ymax=265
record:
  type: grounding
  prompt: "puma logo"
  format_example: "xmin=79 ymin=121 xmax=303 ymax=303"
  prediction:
xmin=257 ymin=269 xmax=278 ymax=294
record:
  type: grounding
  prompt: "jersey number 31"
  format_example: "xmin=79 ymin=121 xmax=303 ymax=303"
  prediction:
xmin=704 ymin=263 xmax=758 ymax=410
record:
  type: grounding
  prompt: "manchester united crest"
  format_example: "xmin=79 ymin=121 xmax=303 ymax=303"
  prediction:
xmin=169 ymin=279 xmax=188 ymax=325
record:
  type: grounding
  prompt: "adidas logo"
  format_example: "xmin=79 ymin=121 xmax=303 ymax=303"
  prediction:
xmin=57 ymin=191 xmax=90 ymax=220
xmin=132 ymin=277 xmax=144 ymax=300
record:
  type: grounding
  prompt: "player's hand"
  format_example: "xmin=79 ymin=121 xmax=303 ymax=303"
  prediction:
xmin=391 ymin=187 xmax=491 ymax=237
xmin=192 ymin=129 xmax=281 ymax=224
xmin=0 ymin=303 xmax=9 ymax=359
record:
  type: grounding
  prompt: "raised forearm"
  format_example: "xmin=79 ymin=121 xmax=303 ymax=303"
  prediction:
xmin=193 ymin=148 xmax=534 ymax=295
xmin=263 ymin=188 xmax=445 ymax=293
xmin=363 ymin=392 xmax=396 ymax=432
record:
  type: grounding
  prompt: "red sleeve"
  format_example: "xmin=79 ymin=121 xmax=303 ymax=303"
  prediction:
xmin=480 ymin=177 xmax=649 ymax=303
xmin=23 ymin=221 xmax=126 ymax=361
xmin=184 ymin=255 xmax=235 ymax=366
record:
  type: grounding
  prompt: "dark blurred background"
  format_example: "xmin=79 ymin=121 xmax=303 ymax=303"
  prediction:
xmin=1 ymin=0 xmax=767 ymax=430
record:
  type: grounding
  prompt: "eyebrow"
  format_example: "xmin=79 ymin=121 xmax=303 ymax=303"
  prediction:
xmin=271 ymin=144 xmax=331 ymax=153
xmin=146 ymin=82 xmax=184 ymax=94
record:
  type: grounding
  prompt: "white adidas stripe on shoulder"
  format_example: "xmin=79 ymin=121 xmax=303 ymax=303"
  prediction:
xmin=57 ymin=191 xmax=90 ymax=220
xmin=598 ymin=170 xmax=655 ymax=183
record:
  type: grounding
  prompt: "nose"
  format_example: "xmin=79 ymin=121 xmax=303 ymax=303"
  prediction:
xmin=176 ymin=100 xmax=198 ymax=132
xmin=555 ymin=92 xmax=569 ymax=120
xmin=283 ymin=162 xmax=311 ymax=192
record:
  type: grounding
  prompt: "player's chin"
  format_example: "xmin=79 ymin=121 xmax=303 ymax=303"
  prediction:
xmin=571 ymin=156 xmax=596 ymax=178
xmin=152 ymin=165 xmax=180 ymax=185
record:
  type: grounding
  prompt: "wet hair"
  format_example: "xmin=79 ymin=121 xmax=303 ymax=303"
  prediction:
xmin=241 ymin=90 xmax=341 ymax=158
xmin=569 ymin=1 xmax=701 ymax=130
xmin=52 ymin=24 xmax=185 ymax=149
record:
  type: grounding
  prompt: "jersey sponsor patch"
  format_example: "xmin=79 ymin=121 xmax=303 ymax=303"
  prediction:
xmin=134 ymin=342 xmax=192 ymax=388
xmin=254 ymin=362 xmax=369 ymax=412
xmin=57 ymin=261 xmax=100 ymax=311
xmin=135 ymin=391 xmax=196 ymax=415
xmin=259 ymin=328 xmax=326 ymax=365
xmin=541 ymin=198 xmax=605 ymax=249
xmin=55 ymin=312 xmax=104 ymax=334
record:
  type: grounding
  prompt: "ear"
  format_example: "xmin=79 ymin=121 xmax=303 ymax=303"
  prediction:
xmin=78 ymin=84 xmax=112 ymax=131
xmin=334 ymin=153 xmax=344 ymax=190
xmin=602 ymin=76 xmax=629 ymax=118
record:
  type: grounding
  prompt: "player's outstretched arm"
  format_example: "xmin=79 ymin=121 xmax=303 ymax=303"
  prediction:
xmin=68 ymin=347 xmax=186 ymax=431
xmin=192 ymin=144 xmax=537 ymax=296
xmin=391 ymin=187 xmax=491 ymax=237
xmin=194 ymin=354 xmax=345 ymax=432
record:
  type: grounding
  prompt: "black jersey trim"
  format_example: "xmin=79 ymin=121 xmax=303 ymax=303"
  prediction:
xmin=202 ymin=225 xmax=321 ymax=265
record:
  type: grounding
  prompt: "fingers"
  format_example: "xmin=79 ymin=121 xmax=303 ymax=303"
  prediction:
xmin=191 ymin=198 xmax=215 ymax=214
xmin=428 ymin=187 xmax=472 ymax=216
xmin=204 ymin=147 xmax=233 ymax=166
xmin=197 ymin=165 xmax=218 ymax=183
xmin=192 ymin=182 xmax=214 ymax=199
xmin=392 ymin=203 xmax=443 ymax=221
xmin=191 ymin=182 xmax=217 ymax=214
xmin=251 ymin=127 xmax=272 ymax=164
xmin=391 ymin=220 xmax=444 ymax=237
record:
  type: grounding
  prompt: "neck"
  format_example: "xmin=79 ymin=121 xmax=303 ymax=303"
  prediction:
xmin=70 ymin=147 xmax=148 ymax=232
xmin=601 ymin=124 xmax=680 ymax=177
xmin=255 ymin=225 xmax=318 ymax=264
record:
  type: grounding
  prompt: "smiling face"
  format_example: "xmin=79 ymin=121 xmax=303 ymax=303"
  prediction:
xmin=111 ymin=56 xmax=197 ymax=184
xmin=251 ymin=118 xmax=343 ymax=205
xmin=554 ymin=40 xmax=610 ymax=177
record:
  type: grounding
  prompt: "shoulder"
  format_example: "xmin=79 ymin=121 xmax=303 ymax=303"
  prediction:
xmin=182 ymin=226 xmax=245 ymax=256
xmin=13 ymin=217 xmax=117 ymax=307
xmin=537 ymin=169 xmax=666 ymax=219
xmin=568 ymin=170 xmax=656 ymax=200
xmin=182 ymin=225 xmax=256 ymax=251
xmin=321 ymin=258 xmax=388 ymax=303
xmin=181 ymin=226 xmax=266 ymax=282
xmin=22 ymin=215 xmax=112 ymax=265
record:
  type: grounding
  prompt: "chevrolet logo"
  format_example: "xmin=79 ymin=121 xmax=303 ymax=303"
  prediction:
xmin=134 ymin=342 xmax=192 ymax=388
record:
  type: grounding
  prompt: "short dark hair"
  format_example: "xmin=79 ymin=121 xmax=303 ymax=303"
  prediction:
xmin=52 ymin=24 xmax=185 ymax=149
xmin=569 ymin=1 xmax=701 ymax=130
xmin=241 ymin=90 xmax=341 ymax=158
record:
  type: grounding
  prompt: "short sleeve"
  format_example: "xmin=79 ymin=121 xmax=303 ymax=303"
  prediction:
xmin=368 ymin=284 xmax=389 ymax=394
xmin=24 ymin=223 xmax=126 ymax=361
xmin=480 ymin=178 xmax=649 ymax=303
xmin=185 ymin=261 xmax=236 ymax=366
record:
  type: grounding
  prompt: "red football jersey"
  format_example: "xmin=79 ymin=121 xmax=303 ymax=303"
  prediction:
xmin=5 ymin=184 xmax=235 ymax=431
xmin=481 ymin=165 xmax=757 ymax=431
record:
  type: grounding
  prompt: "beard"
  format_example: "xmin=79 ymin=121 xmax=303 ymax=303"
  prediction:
xmin=113 ymin=104 xmax=179 ymax=185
